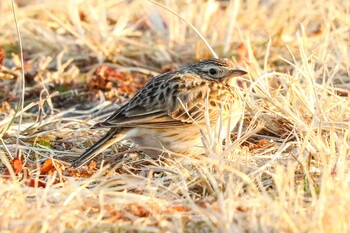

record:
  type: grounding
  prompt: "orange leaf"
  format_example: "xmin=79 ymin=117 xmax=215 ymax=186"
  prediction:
xmin=40 ymin=159 xmax=53 ymax=174
xmin=12 ymin=158 xmax=23 ymax=175
xmin=24 ymin=63 xmax=31 ymax=71
xmin=171 ymin=205 xmax=188 ymax=213
xmin=128 ymin=204 xmax=151 ymax=217
xmin=41 ymin=159 xmax=65 ymax=175
xmin=96 ymin=64 xmax=126 ymax=81
xmin=28 ymin=179 xmax=46 ymax=188
xmin=119 ymin=84 xmax=133 ymax=93
xmin=88 ymin=160 xmax=97 ymax=170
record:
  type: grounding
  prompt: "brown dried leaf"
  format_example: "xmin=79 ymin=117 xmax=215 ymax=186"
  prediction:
xmin=40 ymin=159 xmax=65 ymax=175
xmin=12 ymin=157 xmax=23 ymax=175
xmin=96 ymin=64 xmax=126 ymax=82
xmin=28 ymin=179 xmax=46 ymax=188
xmin=88 ymin=160 xmax=97 ymax=170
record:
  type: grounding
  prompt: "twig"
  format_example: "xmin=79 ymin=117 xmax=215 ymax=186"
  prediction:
xmin=10 ymin=0 xmax=26 ymax=159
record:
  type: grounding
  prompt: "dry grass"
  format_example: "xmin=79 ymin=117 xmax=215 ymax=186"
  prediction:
xmin=1 ymin=0 xmax=350 ymax=232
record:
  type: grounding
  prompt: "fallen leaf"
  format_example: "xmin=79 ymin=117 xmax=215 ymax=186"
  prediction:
xmin=171 ymin=205 xmax=188 ymax=213
xmin=96 ymin=64 xmax=126 ymax=82
xmin=28 ymin=179 xmax=46 ymax=188
xmin=41 ymin=159 xmax=65 ymax=175
xmin=88 ymin=160 xmax=97 ymax=170
xmin=249 ymin=139 xmax=271 ymax=150
xmin=127 ymin=203 xmax=151 ymax=217
xmin=12 ymin=157 xmax=23 ymax=175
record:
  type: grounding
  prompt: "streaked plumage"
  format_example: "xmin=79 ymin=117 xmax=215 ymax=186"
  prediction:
xmin=72 ymin=58 xmax=247 ymax=168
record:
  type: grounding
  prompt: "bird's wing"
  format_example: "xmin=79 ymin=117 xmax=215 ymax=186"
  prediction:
xmin=94 ymin=73 xmax=220 ymax=129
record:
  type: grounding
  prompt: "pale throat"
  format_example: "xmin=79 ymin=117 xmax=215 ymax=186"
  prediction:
xmin=225 ymin=77 xmax=239 ymax=87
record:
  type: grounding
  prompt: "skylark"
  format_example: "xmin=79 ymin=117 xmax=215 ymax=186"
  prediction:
xmin=72 ymin=58 xmax=247 ymax=168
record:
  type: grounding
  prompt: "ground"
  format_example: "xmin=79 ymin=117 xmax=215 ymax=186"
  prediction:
xmin=0 ymin=0 xmax=350 ymax=232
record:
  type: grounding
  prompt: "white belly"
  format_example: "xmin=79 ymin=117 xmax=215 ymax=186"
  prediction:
xmin=122 ymin=110 xmax=241 ymax=157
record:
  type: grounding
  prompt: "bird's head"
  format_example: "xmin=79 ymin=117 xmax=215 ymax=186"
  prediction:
xmin=190 ymin=58 xmax=247 ymax=82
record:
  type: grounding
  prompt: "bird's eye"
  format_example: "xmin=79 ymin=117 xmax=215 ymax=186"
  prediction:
xmin=209 ymin=68 xmax=218 ymax=75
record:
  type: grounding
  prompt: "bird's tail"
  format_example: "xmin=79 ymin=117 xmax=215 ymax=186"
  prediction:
xmin=71 ymin=128 xmax=122 ymax=168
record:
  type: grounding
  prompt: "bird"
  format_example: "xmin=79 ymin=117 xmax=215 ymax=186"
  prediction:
xmin=71 ymin=58 xmax=247 ymax=168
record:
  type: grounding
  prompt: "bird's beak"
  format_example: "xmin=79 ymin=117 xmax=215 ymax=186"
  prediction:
xmin=229 ymin=69 xmax=247 ymax=77
xmin=223 ymin=69 xmax=247 ymax=86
